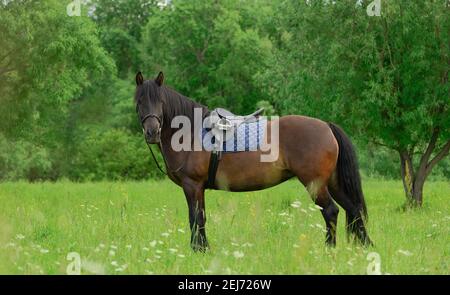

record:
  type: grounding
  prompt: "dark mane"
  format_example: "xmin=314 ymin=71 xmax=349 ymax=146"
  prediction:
xmin=160 ymin=85 xmax=209 ymax=127
xmin=142 ymin=80 xmax=209 ymax=127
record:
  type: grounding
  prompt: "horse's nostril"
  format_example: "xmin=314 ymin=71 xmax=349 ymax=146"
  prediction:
xmin=146 ymin=129 xmax=152 ymax=138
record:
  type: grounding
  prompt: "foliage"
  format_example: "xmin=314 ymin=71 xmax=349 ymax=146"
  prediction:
xmin=258 ymin=0 xmax=450 ymax=204
xmin=91 ymin=0 xmax=157 ymax=77
xmin=70 ymin=128 xmax=163 ymax=181
xmin=0 ymin=0 xmax=115 ymax=140
xmin=141 ymin=0 xmax=273 ymax=113
xmin=0 ymin=134 xmax=53 ymax=181
xmin=0 ymin=0 xmax=448 ymax=185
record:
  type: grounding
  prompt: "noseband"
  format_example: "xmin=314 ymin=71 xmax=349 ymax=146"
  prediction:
xmin=141 ymin=113 xmax=162 ymax=127
xmin=136 ymin=104 xmax=163 ymax=129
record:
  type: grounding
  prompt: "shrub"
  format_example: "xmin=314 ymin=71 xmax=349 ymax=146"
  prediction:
xmin=0 ymin=134 xmax=53 ymax=181
xmin=70 ymin=128 xmax=164 ymax=181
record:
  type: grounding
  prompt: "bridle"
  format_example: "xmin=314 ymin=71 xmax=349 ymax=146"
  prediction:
xmin=135 ymin=103 xmax=167 ymax=175
xmin=141 ymin=113 xmax=162 ymax=129
xmin=136 ymin=104 xmax=163 ymax=130
xmin=135 ymin=100 xmax=186 ymax=177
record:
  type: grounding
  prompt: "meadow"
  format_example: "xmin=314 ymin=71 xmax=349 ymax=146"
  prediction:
xmin=0 ymin=179 xmax=448 ymax=275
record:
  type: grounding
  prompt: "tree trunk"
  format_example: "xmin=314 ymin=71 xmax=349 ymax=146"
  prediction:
xmin=399 ymin=151 xmax=423 ymax=207
xmin=399 ymin=132 xmax=450 ymax=208
xmin=411 ymin=173 xmax=425 ymax=207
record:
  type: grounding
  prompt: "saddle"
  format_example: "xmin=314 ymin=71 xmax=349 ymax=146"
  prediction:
xmin=206 ymin=107 xmax=264 ymax=144
xmin=215 ymin=108 xmax=265 ymax=124
xmin=205 ymin=107 xmax=265 ymax=189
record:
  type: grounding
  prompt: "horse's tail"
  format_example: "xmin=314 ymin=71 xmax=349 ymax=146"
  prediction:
xmin=328 ymin=122 xmax=371 ymax=245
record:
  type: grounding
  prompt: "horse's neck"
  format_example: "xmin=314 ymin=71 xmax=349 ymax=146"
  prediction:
xmin=158 ymin=123 xmax=186 ymax=176
xmin=159 ymin=126 xmax=176 ymax=161
xmin=158 ymin=90 xmax=207 ymax=173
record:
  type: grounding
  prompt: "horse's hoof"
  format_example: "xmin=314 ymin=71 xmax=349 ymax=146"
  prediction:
xmin=325 ymin=240 xmax=337 ymax=247
xmin=191 ymin=242 xmax=209 ymax=253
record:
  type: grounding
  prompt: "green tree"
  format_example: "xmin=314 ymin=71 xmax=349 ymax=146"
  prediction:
xmin=263 ymin=0 xmax=449 ymax=207
xmin=0 ymin=0 xmax=114 ymax=179
xmin=141 ymin=0 xmax=273 ymax=114
xmin=91 ymin=0 xmax=158 ymax=77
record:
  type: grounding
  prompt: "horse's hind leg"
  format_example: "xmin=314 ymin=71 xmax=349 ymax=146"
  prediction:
xmin=307 ymin=182 xmax=339 ymax=246
xmin=328 ymin=184 xmax=372 ymax=246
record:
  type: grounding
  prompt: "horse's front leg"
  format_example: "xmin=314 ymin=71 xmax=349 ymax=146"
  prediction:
xmin=182 ymin=179 xmax=209 ymax=252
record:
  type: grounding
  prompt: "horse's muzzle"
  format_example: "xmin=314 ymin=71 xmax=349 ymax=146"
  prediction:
xmin=144 ymin=128 xmax=161 ymax=144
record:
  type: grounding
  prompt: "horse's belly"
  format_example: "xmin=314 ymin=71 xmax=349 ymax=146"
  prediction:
xmin=214 ymin=157 xmax=292 ymax=192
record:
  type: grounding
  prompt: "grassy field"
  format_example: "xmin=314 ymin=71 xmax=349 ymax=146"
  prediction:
xmin=0 ymin=179 xmax=448 ymax=274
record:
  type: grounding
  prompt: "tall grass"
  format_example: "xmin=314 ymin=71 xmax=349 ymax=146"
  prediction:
xmin=0 ymin=179 xmax=448 ymax=274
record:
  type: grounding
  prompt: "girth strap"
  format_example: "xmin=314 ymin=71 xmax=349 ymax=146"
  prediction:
xmin=206 ymin=150 xmax=222 ymax=189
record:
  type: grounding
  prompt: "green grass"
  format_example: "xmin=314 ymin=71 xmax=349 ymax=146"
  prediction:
xmin=0 ymin=179 xmax=448 ymax=274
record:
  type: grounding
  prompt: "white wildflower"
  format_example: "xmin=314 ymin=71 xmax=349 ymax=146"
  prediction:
xmin=233 ymin=251 xmax=245 ymax=259
xmin=15 ymin=234 xmax=25 ymax=240
xmin=291 ymin=201 xmax=301 ymax=208
xmin=398 ymin=250 xmax=413 ymax=256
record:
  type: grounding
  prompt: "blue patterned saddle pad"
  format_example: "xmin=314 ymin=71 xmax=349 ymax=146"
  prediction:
xmin=200 ymin=118 xmax=267 ymax=153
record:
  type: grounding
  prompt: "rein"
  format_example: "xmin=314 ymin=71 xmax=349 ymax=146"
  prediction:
xmin=145 ymin=141 xmax=168 ymax=176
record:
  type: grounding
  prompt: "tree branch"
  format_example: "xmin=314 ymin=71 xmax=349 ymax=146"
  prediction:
xmin=0 ymin=66 xmax=15 ymax=78
xmin=426 ymin=140 xmax=450 ymax=176
xmin=0 ymin=49 xmax=14 ymax=64
xmin=420 ymin=127 xmax=440 ymax=168
xmin=369 ymin=139 xmax=398 ymax=150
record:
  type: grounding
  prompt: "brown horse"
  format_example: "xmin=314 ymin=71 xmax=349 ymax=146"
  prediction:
xmin=135 ymin=72 xmax=372 ymax=251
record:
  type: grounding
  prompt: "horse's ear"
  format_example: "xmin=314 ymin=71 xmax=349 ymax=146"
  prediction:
xmin=155 ymin=71 xmax=164 ymax=86
xmin=136 ymin=72 xmax=144 ymax=86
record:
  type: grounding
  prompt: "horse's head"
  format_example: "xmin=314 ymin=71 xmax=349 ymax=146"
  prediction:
xmin=135 ymin=72 xmax=165 ymax=144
